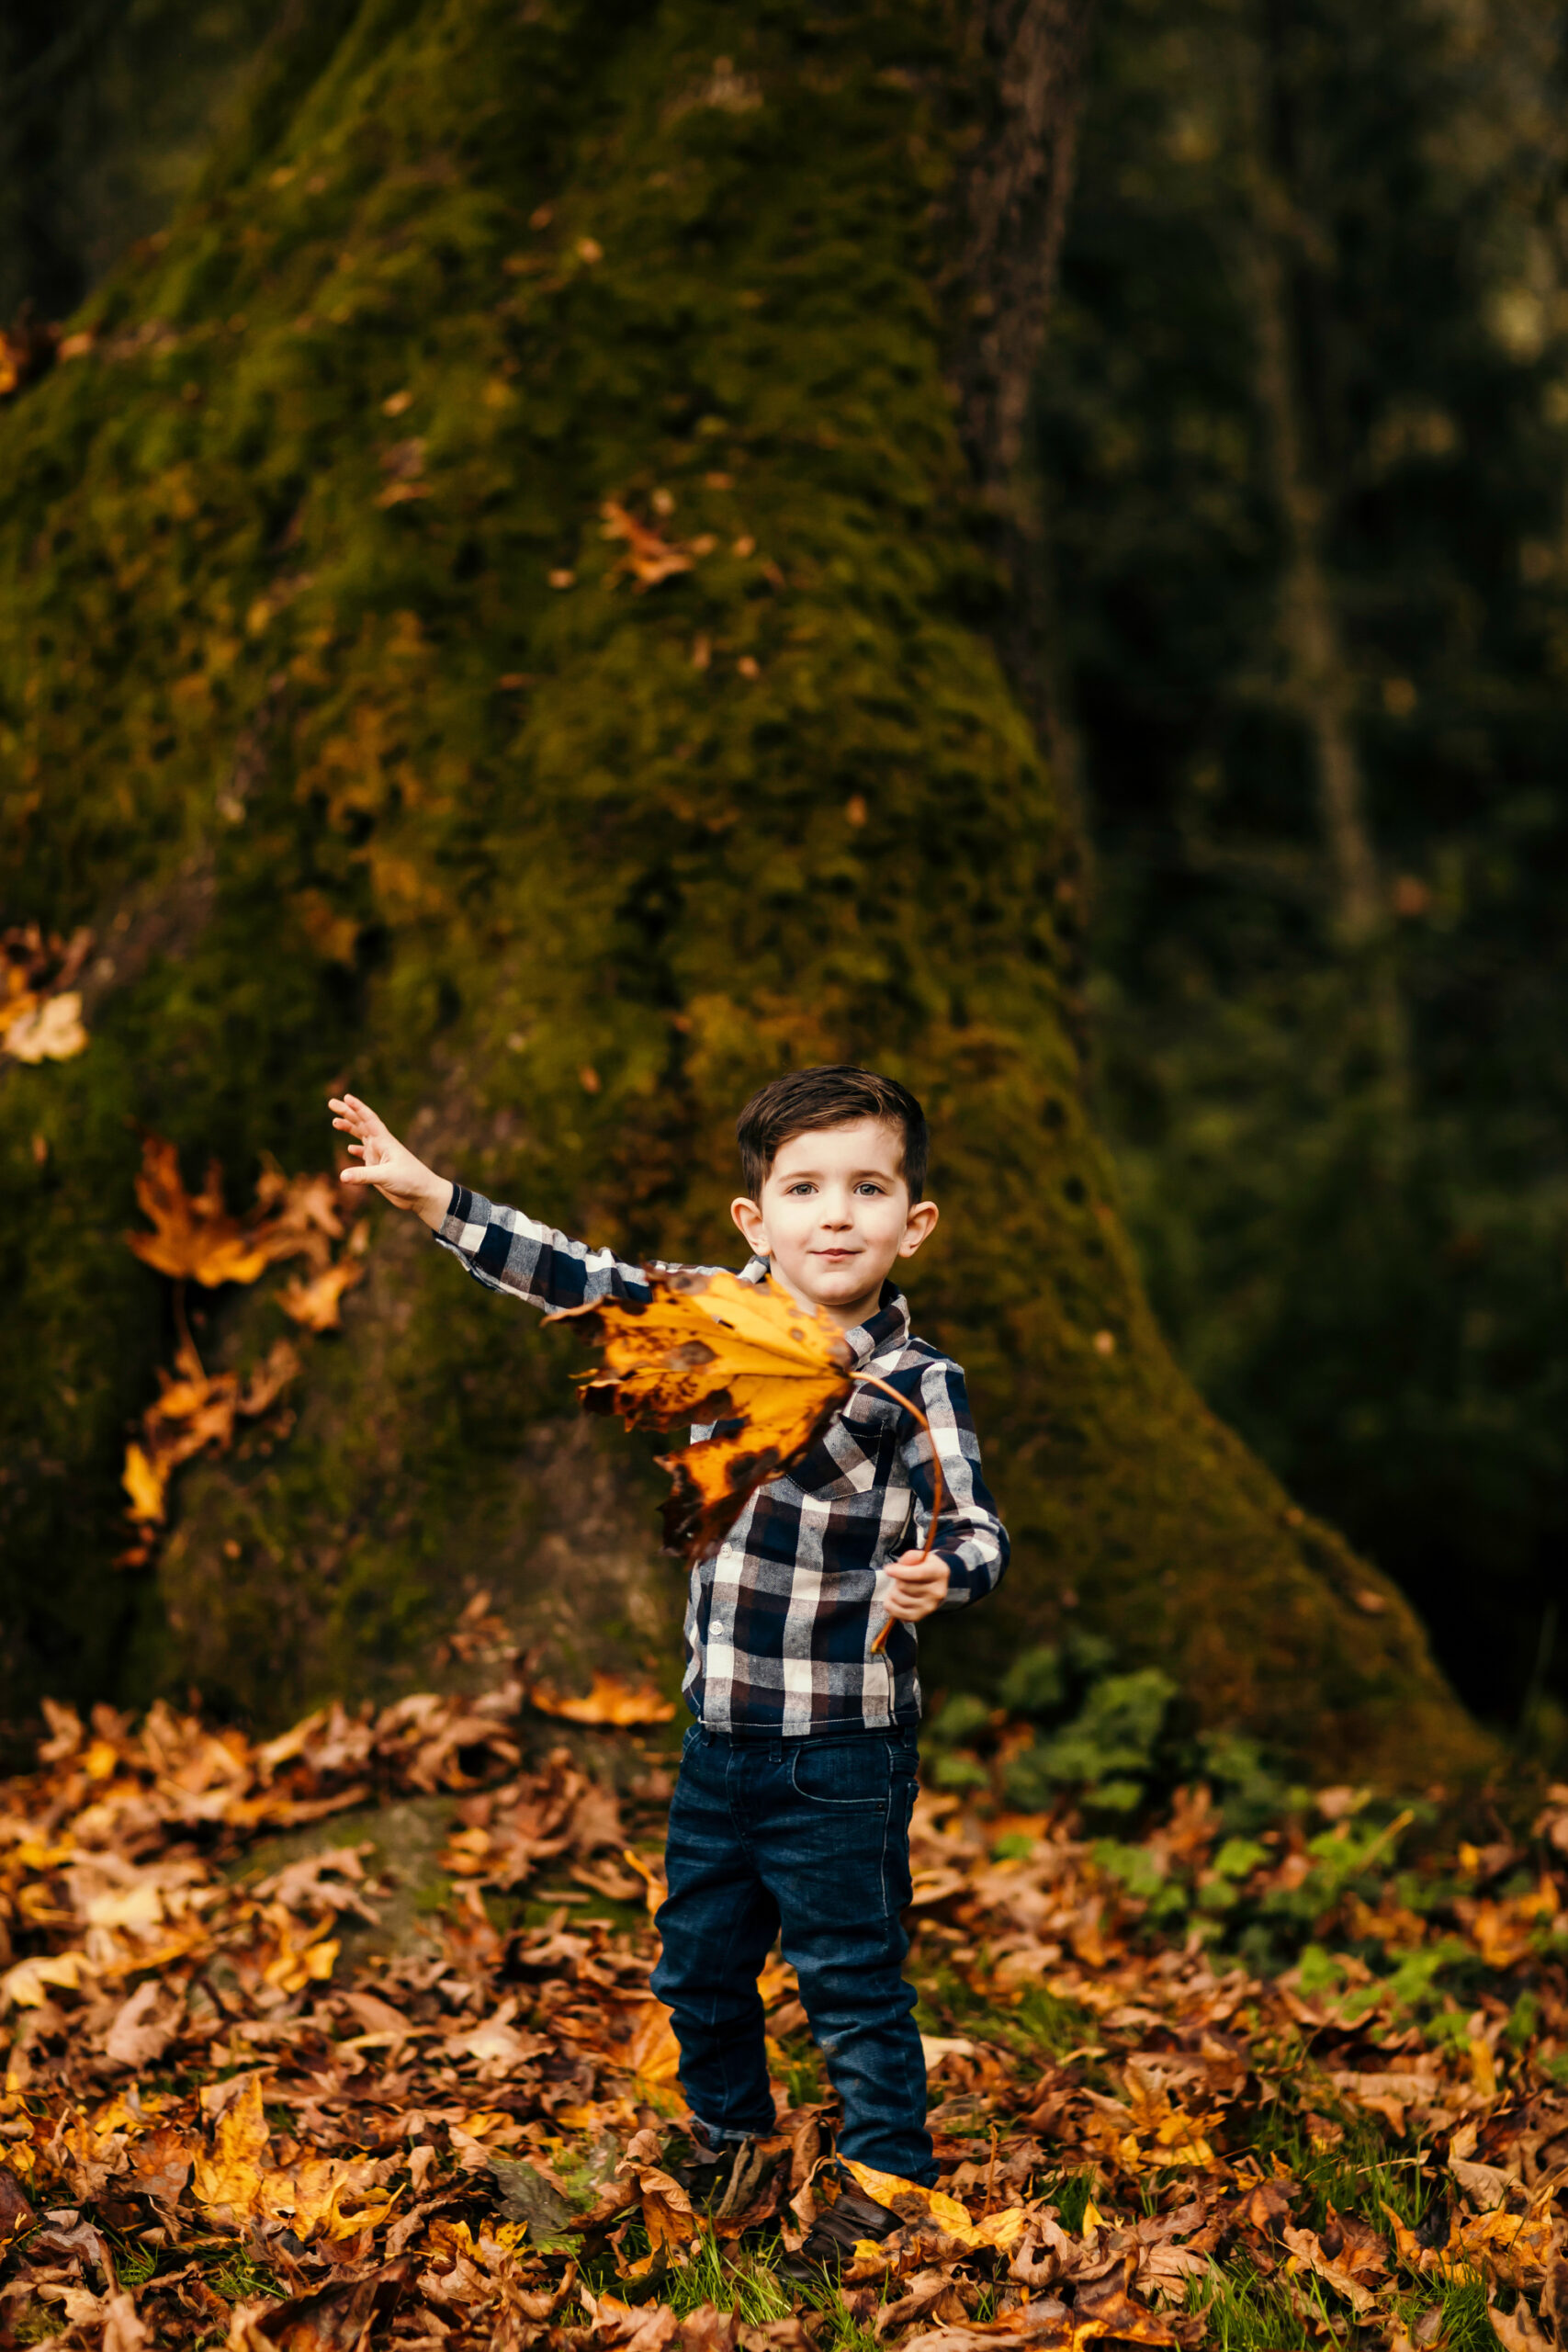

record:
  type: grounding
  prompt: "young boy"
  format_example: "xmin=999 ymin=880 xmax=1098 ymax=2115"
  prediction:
xmin=329 ymin=1065 xmax=1008 ymax=2269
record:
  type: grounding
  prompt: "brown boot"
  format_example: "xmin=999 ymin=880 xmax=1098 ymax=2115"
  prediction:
xmin=776 ymin=2178 xmax=900 ymax=2285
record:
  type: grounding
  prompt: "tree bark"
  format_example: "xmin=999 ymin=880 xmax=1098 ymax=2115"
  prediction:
xmin=0 ymin=0 xmax=1483 ymax=1776
xmin=1233 ymin=11 xmax=1411 ymax=1113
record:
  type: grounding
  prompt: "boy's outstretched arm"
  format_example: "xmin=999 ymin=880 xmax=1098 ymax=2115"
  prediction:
xmin=328 ymin=1093 xmax=657 ymax=1312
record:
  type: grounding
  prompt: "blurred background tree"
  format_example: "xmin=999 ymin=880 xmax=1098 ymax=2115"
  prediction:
xmin=4 ymin=0 xmax=1561 ymax=1767
xmin=1039 ymin=0 xmax=1568 ymax=1752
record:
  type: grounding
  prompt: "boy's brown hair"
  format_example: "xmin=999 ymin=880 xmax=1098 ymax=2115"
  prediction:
xmin=735 ymin=1066 xmax=930 ymax=1202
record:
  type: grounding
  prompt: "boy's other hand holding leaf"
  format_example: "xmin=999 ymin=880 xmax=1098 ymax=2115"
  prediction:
xmin=330 ymin=1095 xmax=450 ymax=1227
xmin=879 ymin=1549 xmax=950 ymax=1624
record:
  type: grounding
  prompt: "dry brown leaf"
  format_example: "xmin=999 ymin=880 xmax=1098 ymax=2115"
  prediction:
xmin=626 ymin=1996 xmax=682 ymax=2091
xmin=103 ymin=2290 xmax=151 ymax=2352
xmin=118 ymin=1137 xmax=350 ymax=1535
xmin=127 ymin=1136 xmax=308 ymax=1287
xmin=589 ymin=2295 xmax=683 ymax=2351
xmin=242 ymin=1338 xmax=304 ymax=1416
xmin=226 ymin=2260 xmax=412 ymax=2350
xmin=1283 ymin=2222 xmax=1377 ymax=2317
xmin=601 ymin=500 xmax=694 ymax=590
xmin=277 ymin=1259 xmax=365 ymax=1331
xmin=682 ymin=2308 xmax=740 ymax=2352
xmin=104 ymin=1979 xmax=182 ymax=2069
xmin=1488 ymin=2300 xmax=1551 ymax=2352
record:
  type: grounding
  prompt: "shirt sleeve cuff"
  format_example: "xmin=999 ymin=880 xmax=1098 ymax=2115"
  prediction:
xmin=936 ymin=1552 xmax=979 ymax=1608
xmin=434 ymin=1181 xmax=469 ymax=1240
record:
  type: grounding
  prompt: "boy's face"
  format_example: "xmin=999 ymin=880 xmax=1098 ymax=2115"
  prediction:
xmin=730 ymin=1117 xmax=939 ymax=1329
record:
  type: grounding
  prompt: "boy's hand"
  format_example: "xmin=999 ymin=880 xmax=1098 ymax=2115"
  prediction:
xmin=330 ymin=1094 xmax=451 ymax=1227
xmin=879 ymin=1549 xmax=951 ymax=1624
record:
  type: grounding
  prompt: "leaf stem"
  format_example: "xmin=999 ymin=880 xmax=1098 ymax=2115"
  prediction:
xmin=852 ymin=1372 xmax=943 ymax=1655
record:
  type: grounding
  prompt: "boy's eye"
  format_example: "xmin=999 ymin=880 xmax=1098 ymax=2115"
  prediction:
xmin=854 ymin=1182 xmax=885 ymax=1195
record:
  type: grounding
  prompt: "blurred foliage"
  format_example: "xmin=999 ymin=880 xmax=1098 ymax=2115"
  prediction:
xmin=1039 ymin=0 xmax=1568 ymax=1748
xmin=0 ymin=0 xmax=288 ymax=328
xmin=929 ymin=1634 xmax=1289 ymax=1833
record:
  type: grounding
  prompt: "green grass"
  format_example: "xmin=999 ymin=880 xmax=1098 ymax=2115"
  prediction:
xmin=660 ymin=2234 xmax=796 ymax=2328
xmin=202 ymin=2247 xmax=288 ymax=2305
xmin=1043 ymin=2170 xmax=1098 ymax=2233
xmin=1190 ymin=2258 xmax=1309 ymax=2352
xmin=914 ymin=1960 xmax=1100 ymax=2075
xmin=113 ymin=2240 xmax=161 ymax=2291
xmin=1246 ymin=2106 xmax=1434 ymax=2231
xmin=1435 ymin=2276 xmax=1507 ymax=2352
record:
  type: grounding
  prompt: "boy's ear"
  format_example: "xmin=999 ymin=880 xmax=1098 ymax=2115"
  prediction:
xmin=731 ymin=1195 xmax=768 ymax=1254
xmin=897 ymin=1199 xmax=940 ymax=1258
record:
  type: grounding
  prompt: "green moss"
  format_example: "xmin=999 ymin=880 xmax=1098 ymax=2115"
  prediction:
xmin=0 ymin=0 xmax=1485 ymax=1773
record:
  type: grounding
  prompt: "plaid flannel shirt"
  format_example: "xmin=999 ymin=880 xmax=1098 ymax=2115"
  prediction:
xmin=434 ymin=1186 xmax=1010 ymax=1736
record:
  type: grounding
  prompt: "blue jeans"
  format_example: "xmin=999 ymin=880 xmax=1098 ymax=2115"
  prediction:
xmin=649 ymin=1724 xmax=933 ymax=2186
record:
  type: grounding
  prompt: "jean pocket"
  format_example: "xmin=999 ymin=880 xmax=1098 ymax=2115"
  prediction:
xmin=788 ymin=1738 xmax=890 ymax=1808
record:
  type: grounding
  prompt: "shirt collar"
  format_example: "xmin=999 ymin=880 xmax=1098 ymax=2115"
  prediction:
xmin=740 ymin=1259 xmax=909 ymax=1365
xmin=844 ymin=1283 xmax=910 ymax=1365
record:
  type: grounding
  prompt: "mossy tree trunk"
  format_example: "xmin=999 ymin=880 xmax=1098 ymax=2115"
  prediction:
xmin=0 ymin=0 xmax=1483 ymax=1778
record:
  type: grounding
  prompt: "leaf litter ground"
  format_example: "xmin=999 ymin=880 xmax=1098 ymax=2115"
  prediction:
xmin=0 ymin=1679 xmax=1563 ymax=2352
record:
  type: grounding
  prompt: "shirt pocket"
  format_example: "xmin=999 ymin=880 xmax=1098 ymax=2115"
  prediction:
xmin=787 ymin=1391 xmax=903 ymax=1502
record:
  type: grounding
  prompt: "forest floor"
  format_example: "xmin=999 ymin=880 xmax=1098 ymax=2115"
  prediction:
xmin=0 ymin=1670 xmax=1562 ymax=2352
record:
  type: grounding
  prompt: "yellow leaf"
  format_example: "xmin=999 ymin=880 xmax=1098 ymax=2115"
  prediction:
xmin=1469 ymin=2037 xmax=1497 ymax=2098
xmin=757 ymin=1959 xmax=797 ymax=2007
xmin=276 ymin=1259 xmax=364 ymax=1332
xmin=121 ymin=1443 xmax=166 ymax=1525
xmin=976 ymin=2207 xmax=1030 ymax=2252
xmin=2 ymin=1951 xmax=92 ymax=2009
xmin=527 ymin=1672 xmax=676 ymax=1726
xmin=192 ymin=2075 xmax=270 ymax=2219
xmin=549 ymin=1268 xmax=853 ymax=1562
xmin=625 ymin=1996 xmax=682 ymax=2089
xmin=840 ymin=2157 xmax=978 ymax=2245
xmin=259 ymin=2157 xmax=399 ymax=2243
xmin=124 ymin=1136 xmax=330 ymax=1289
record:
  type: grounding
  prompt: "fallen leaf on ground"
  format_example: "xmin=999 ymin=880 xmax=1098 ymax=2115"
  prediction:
xmin=601 ymin=500 xmax=694 ymax=590
xmin=528 ymin=1672 xmax=678 ymax=1726
xmin=277 ymin=1259 xmax=365 ymax=1331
